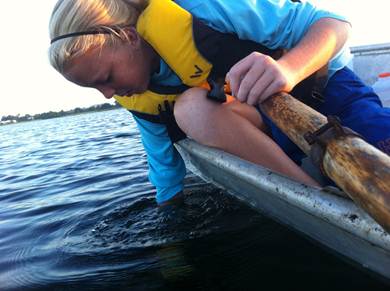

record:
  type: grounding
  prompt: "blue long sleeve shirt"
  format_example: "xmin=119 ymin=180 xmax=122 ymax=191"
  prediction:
xmin=134 ymin=0 xmax=351 ymax=203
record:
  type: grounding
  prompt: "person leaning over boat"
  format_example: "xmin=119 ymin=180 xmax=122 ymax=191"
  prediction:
xmin=48 ymin=0 xmax=390 ymax=205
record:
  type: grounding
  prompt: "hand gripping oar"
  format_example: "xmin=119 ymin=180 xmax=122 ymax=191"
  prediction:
xmin=259 ymin=92 xmax=390 ymax=233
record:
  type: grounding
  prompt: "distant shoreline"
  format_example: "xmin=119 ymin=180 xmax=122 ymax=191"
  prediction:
xmin=0 ymin=103 xmax=121 ymax=126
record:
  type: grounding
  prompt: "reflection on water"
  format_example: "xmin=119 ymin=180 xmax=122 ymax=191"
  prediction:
xmin=0 ymin=110 xmax=388 ymax=290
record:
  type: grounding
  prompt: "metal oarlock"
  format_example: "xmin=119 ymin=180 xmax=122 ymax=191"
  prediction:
xmin=304 ymin=116 xmax=363 ymax=175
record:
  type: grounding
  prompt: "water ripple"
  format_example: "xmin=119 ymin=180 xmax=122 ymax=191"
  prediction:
xmin=0 ymin=110 xmax=387 ymax=290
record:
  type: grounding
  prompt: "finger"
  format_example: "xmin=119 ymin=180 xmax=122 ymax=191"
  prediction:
xmin=246 ymin=72 xmax=273 ymax=105
xmin=236 ymin=63 xmax=266 ymax=103
xmin=226 ymin=55 xmax=255 ymax=97
xmin=257 ymin=79 xmax=285 ymax=104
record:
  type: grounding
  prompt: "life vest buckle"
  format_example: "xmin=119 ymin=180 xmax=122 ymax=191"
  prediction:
xmin=206 ymin=78 xmax=227 ymax=103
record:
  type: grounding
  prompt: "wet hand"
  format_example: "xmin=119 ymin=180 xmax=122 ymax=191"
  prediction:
xmin=226 ymin=52 xmax=296 ymax=105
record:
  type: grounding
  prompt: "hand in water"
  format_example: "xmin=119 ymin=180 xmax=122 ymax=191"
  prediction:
xmin=158 ymin=191 xmax=184 ymax=208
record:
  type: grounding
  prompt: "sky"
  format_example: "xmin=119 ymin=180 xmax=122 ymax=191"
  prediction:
xmin=0 ymin=0 xmax=389 ymax=117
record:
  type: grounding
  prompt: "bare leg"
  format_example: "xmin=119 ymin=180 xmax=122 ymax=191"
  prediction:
xmin=174 ymin=88 xmax=319 ymax=187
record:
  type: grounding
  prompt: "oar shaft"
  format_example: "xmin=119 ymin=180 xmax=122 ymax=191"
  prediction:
xmin=324 ymin=138 xmax=390 ymax=227
xmin=260 ymin=92 xmax=390 ymax=232
xmin=260 ymin=92 xmax=326 ymax=155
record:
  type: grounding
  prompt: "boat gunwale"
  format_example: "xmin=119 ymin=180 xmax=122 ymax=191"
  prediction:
xmin=176 ymin=139 xmax=390 ymax=251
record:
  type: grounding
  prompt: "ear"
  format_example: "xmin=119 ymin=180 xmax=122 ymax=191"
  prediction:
xmin=122 ymin=26 xmax=141 ymax=47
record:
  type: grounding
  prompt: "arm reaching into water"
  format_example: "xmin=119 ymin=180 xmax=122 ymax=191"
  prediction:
xmin=133 ymin=115 xmax=186 ymax=204
xmin=226 ymin=17 xmax=351 ymax=105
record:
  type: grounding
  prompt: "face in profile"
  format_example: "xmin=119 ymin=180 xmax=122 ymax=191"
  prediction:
xmin=63 ymin=32 xmax=157 ymax=99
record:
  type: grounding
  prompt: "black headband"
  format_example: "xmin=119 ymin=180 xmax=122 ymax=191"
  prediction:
xmin=50 ymin=30 xmax=111 ymax=44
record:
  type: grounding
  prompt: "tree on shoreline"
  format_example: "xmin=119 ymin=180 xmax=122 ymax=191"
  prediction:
xmin=0 ymin=102 xmax=121 ymax=125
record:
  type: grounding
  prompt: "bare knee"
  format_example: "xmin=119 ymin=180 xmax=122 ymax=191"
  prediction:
xmin=174 ymin=87 xmax=208 ymax=124
xmin=174 ymin=87 xmax=219 ymax=145
xmin=175 ymin=86 xmax=205 ymax=109
xmin=174 ymin=87 xmax=267 ymax=147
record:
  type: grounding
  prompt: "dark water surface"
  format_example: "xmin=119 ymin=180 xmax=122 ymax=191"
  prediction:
xmin=0 ymin=110 xmax=388 ymax=290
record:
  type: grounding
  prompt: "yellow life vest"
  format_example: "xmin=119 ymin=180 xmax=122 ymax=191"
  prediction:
xmin=114 ymin=0 xmax=212 ymax=119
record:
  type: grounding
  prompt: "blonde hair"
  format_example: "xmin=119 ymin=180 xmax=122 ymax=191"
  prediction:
xmin=49 ymin=0 xmax=149 ymax=73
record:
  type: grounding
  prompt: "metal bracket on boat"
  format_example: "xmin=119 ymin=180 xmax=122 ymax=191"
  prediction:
xmin=304 ymin=115 xmax=363 ymax=175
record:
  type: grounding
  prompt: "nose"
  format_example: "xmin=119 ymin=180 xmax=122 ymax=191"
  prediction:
xmin=96 ymin=86 xmax=115 ymax=99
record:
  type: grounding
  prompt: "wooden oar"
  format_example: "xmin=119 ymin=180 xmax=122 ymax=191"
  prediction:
xmin=259 ymin=92 xmax=390 ymax=233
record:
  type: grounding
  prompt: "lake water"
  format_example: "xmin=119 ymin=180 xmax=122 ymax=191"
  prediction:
xmin=0 ymin=109 xmax=388 ymax=290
